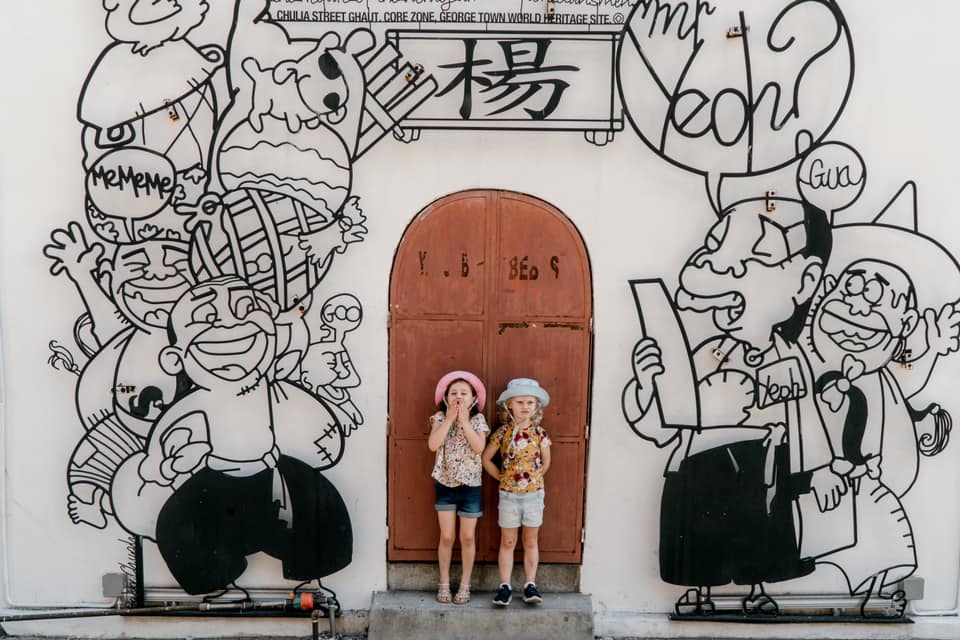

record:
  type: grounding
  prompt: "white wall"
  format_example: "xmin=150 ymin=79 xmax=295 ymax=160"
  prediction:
xmin=2 ymin=0 xmax=960 ymax=637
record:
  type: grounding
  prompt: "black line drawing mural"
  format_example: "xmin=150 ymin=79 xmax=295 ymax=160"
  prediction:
xmin=30 ymin=0 xmax=958 ymax=616
xmin=617 ymin=0 xmax=960 ymax=619
xmin=299 ymin=293 xmax=365 ymax=437
xmin=79 ymin=0 xmax=222 ymax=245
xmin=805 ymin=222 xmax=960 ymax=610
xmin=617 ymin=0 xmax=854 ymax=212
xmin=116 ymin=275 xmax=352 ymax=594
xmin=623 ymin=198 xmax=840 ymax=616
xmin=43 ymin=0 xmax=436 ymax=597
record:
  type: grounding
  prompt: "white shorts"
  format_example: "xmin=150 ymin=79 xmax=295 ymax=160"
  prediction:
xmin=498 ymin=489 xmax=545 ymax=528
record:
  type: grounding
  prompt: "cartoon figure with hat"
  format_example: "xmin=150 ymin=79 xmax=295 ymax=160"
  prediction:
xmin=482 ymin=378 xmax=553 ymax=607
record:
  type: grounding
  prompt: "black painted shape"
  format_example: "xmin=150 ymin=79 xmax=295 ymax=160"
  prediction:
xmin=910 ymin=403 xmax=952 ymax=457
xmin=660 ymin=439 xmax=812 ymax=587
xmin=156 ymin=456 xmax=351 ymax=595
xmin=482 ymin=39 xmax=579 ymax=120
xmin=815 ymin=371 xmax=867 ymax=465
xmin=436 ymin=38 xmax=492 ymax=119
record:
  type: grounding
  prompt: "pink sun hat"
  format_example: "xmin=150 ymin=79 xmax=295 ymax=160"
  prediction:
xmin=434 ymin=371 xmax=486 ymax=411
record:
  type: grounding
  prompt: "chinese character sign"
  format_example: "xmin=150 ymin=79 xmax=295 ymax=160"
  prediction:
xmin=389 ymin=31 xmax=621 ymax=130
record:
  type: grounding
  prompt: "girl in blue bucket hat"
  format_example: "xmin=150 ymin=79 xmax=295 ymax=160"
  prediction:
xmin=427 ymin=371 xmax=490 ymax=605
xmin=482 ymin=378 xmax=552 ymax=607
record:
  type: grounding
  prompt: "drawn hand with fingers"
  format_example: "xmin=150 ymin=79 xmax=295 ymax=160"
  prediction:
xmin=809 ymin=466 xmax=848 ymax=513
xmin=925 ymin=300 xmax=960 ymax=357
xmin=629 ymin=337 xmax=665 ymax=415
xmin=43 ymin=222 xmax=106 ymax=284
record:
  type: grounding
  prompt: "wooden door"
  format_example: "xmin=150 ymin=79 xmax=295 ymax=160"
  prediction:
xmin=388 ymin=190 xmax=591 ymax=563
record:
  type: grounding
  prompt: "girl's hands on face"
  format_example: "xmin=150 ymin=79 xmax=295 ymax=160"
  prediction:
xmin=445 ymin=399 xmax=460 ymax=422
xmin=457 ymin=398 xmax=471 ymax=424
xmin=444 ymin=380 xmax=476 ymax=426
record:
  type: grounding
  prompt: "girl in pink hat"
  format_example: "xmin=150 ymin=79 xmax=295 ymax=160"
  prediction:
xmin=427 ymin=371 xmax=490 ymax=604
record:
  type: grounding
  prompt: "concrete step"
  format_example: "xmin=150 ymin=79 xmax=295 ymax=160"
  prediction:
xmin=368 ymin=590 xmax=593 ymax=640
xmin=388 ymin=562 xmax=580 ymax=592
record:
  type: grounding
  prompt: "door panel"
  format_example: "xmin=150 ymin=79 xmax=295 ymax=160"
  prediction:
xmin=390 ymin=319 xmax=485 ymax=439
xmin=491 ymin=324 xmax=589 ymax=440
xmin=389 ymin=190 xmax=592 ymax=563
xmin=391 ymin=193 xmax=489 ymax=317
xmin=390 ymin=440 xmax=442 ymax=554
xmin=497 ymin=193 xmax=590 ymax=318
xmin=537 ymin=441 xmax=586 ymax=558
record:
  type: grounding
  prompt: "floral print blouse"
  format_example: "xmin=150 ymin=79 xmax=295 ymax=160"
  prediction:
xmin=430 ymin=412 xmax=489 ymax=487
xmin=489 ymin=422 xmax=552 ymax=494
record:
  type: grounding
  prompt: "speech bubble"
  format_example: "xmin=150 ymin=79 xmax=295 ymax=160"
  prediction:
xmin=85 ymin=147 xmax=177 ymax=220
xmin=796 ymin=141 xmax=865 ymax=214
xmin=617 ymin=0 xmax=854 ymax=200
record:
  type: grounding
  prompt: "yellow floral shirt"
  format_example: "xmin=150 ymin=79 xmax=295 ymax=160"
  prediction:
xmin=489 ymin=422 xmax=551 ymax=494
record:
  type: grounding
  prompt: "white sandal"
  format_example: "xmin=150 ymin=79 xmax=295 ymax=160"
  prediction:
xmin=454 ymin=584 xmax=471 ymax=604
xmin=436 ymin=583 xmax=452 ymax=604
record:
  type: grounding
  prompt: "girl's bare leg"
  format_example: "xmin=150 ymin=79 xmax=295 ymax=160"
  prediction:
xmin=522 ymin=526 xmax=540 ymax=584
xmin=498 ymin=527 xmax=519 ymax=585
xmin=436 ymin=510 xmax=457 ymax=586
xmin=458 ymin=515 xmax=479 ymax=587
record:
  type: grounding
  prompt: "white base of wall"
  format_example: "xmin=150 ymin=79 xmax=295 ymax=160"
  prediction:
xmin=2 ymin=607 xmax=960 ymax=638
xmin=595 ymin=612 xmax=960 ymax=640
xmin=0 ymin=608 xmax=369 ymax=639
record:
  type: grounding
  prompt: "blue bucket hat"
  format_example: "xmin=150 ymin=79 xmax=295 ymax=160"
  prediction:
xmin=496 ymin=378 xmax=550 ymax=408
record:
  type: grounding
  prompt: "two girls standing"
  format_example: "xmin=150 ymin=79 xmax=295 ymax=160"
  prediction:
xmin=428 ymin=372 xmax=552 ymax=607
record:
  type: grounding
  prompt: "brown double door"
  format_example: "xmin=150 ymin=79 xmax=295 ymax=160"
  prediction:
xmin=388 ymin=190 xmax=592 ymax=563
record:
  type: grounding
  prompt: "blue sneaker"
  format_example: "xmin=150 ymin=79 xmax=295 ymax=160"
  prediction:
xmin=523 ymin=582 xmax=542 ymax=604
xmin=492 ymin=583 xmax=512 ymax=606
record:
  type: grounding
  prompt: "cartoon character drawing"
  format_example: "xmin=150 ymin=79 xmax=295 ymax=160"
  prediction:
xmin=207 ymin=0 xmax=371 ymax=198
xmin=623 ymin=197 xmax=846 ymax=615
xmin=299 ymin=293 xmax=364 ymax=435
xmin=240 ymin=37 xmax=353 ymax=134
xmin=103 ymin=0 xmax=210 ymax=56
xmin=44 ymin=225 xmax=195 ymax=529
xmin=80 ymin=0 xmax=223 ymax=243
xmin=111 ymin=276 xmax=351 ymax=593
xmin=187 ymin=2 xmax=372 ymax=312
xmin=805 ymin=255 xmax=958 ymax=605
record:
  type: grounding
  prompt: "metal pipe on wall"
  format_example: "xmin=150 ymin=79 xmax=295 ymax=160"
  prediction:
xmin=0 ymin=598 xmax=338 ymax=639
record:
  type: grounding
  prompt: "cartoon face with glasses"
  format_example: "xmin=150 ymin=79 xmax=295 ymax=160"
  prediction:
xmin=810 ymin=259 xmax=920 ymax=374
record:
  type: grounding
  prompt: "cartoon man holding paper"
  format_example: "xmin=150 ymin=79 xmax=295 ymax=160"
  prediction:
xmin=622 ymin=197 xmax=848 ymax=615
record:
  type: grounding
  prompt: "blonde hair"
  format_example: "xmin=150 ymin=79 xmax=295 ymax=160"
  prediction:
xmin=498 ymin=400 xmax=543 ymax=428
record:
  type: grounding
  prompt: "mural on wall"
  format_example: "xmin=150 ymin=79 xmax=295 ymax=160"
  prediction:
xmin=29 ymin=0 xmax=959 ymax=617
xmin=618 ymin=0 xmax=960 ymax=619
xmin=42 ymin=0 xmax=435 ymax=597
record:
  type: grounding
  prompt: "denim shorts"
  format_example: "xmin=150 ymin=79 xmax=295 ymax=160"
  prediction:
xmin=434 ymin=482 xmax=483 ymax=517
xmin=498 ymin=489 xmax=545 ymax=528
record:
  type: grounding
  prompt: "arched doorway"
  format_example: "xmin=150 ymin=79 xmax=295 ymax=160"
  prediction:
xmin=388 ymin=190 xmax=592 ymax=563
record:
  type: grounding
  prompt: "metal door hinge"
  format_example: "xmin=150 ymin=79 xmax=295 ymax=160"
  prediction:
xmin=386 ymin=311 xmax=392 ymax=329
xmin=585 ymin=423 xmax=590 ymax=440
xmin=581 ymin=528 xmax=586 ymax=543
xmin=589 ymin=316 xmax=594 ymax=333
xmin=385 ymin=525 xmax=390 ymax=540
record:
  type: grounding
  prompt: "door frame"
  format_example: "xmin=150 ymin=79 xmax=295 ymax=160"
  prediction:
xmin=386 ymin=188 xmax=594 ymax=563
